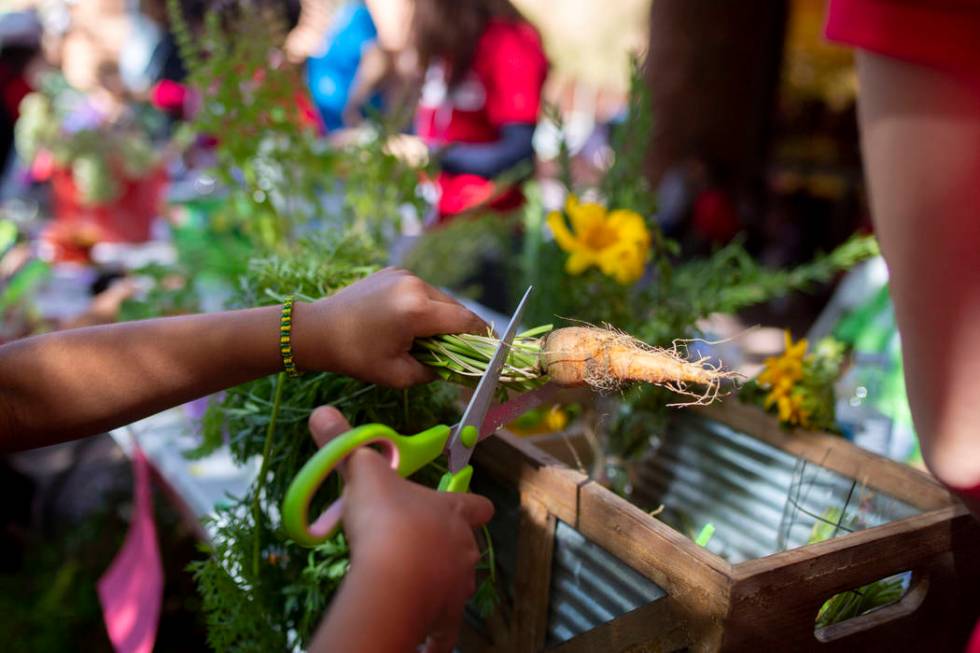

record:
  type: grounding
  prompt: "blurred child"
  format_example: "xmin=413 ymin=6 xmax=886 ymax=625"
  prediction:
xmin=412 ymin=0 xmax=547 ymax=221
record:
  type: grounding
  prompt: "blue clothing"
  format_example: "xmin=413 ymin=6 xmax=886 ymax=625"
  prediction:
xmin=306 ymin=2 xmax=377 ymax=131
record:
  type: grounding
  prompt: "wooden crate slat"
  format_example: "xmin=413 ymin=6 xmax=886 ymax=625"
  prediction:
xmin=733 ymin=504 xmax=969 ymax=589
xmin=547 ymin=596 xmax=716 ymax=653
xmin=696 ymin=402 xmax=950 ymax=511
xmin=476 ymin=432 xmax=586 ymax=525
xmin=511 ymin=494 xmax=557 ymax=653
xmin=725 ymin=506 xmax=980 ymax=649
xmin=577 ymin=480 xmax=733 ymax=617
xmin=723 ymin=551 xmax=976 ymax=651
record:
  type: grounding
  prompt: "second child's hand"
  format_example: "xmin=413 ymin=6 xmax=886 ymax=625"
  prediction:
xmin=306 ymin=406 xmax=494 ymax=653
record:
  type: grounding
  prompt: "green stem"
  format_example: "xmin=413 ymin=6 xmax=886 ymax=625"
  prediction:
xmin=252 ymin=372 xmax=286 ymax=577
xmin=481 ymin=524 xmax=496 ymax=587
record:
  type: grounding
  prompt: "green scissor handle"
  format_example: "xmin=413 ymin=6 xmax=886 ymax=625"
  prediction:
xmin=283 ymin=422 xmax=460 ymax=547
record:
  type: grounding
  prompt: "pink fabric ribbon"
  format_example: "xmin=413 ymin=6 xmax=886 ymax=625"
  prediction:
xmin=98 ymin=441 xmax=163 ymax=653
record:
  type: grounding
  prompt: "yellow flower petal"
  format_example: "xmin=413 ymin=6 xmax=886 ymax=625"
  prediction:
xmin=550 ymin=200 xmax=652 ymax=285
xmin=545 ymin=406 xmax=568 ymax=431
xmin=547 ymin=211 xmax=579 ymax=253
xmin=565 ymin=250 xmax=596 ymax=275
xmin=568 ymin=200 xmax=608 ymax=236
xmin=777 ymin=395 xmax=793 ymax=422
xmin=789 ymin=338 xmax=809 ymax=359
xmin=608 ymin=209 xmax=652 ymax=248
xmin=564 ymin=193 xmax=580 ymax=214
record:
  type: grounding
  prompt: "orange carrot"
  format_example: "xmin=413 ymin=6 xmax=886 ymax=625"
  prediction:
xmin=540 ymin=327 xmax=737 ymax=404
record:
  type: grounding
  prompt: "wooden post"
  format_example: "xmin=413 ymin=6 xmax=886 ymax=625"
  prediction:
xmin=645 ymin=0 xmax=788 ymax=190
xmin=511 ymin=495 xmax=557 ymax=652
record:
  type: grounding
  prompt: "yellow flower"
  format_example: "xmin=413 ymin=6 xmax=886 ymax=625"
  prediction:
xmin=775 ymin=391 xmax=812 ymax=428
xmin=547 ymin=195 xmax=651 ymax=285
xmin=758 ymin=331 xmax=813 ymax=427
xmin=758 ymin=331 xmax=808 ymax=388
xmin=508 ymin=405 xmax=569 ymax=436
xmin=543 ymin=404 xmax=569 ymax=432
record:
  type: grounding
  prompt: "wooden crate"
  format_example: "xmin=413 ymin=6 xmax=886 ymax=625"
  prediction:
xmin=461 ymin=401 xmax=980 ymax=652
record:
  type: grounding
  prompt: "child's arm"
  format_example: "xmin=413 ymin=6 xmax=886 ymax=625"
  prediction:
xmin=0 ymin=269 xmax=484 ymax=451
xmin=855 ymin=52 xmax=980 ymax=512
xmin=305 ymin=407 xmax=494 ymax=653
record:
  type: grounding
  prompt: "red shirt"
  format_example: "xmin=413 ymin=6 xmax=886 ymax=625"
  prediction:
xmin=415 ymin=19 xmax=547 ymax=219
xmin=826 ymin=0 xmax=980 ymax=78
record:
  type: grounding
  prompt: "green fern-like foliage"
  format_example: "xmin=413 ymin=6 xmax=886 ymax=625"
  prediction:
xmin=600 ymin=56 xmax=657 ymax=218
xmin=637 ymin=233 xmax=880 ymax=345
xmin=167 ymin=0 xmax=426 ymax=250
xmin=168 ymin=0 xmax=332 ymax=247
xmin=184 ymin=236 xmax=474 ymax=650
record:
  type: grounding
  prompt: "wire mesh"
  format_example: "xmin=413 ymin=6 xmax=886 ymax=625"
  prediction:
xmin=776 ymin=456 xmax=918 ymax=551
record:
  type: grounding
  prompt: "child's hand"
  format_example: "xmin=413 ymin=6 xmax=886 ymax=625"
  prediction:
xmin=308 ymin=407 xmax=495 ymax=653
xmin=293 ymin=268 xmax=486 ymax=388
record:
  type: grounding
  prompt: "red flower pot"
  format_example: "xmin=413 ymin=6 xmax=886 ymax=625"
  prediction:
xmin=50 ymin=165 xmax=167 ymax=243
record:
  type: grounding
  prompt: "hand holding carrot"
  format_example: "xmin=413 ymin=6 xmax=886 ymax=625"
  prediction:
xmin=292 ymin=268 xmax=486 ymax=388
xmin=306 ymin=406 xmax=494 ymax=653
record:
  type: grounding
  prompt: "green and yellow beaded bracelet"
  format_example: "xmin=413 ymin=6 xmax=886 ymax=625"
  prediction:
xmin=279 ymin=295 xmax=301 ymax=378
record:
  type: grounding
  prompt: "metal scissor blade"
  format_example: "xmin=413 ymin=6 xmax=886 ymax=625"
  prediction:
xmin=447 ymin=286 xmax=533 ymax=472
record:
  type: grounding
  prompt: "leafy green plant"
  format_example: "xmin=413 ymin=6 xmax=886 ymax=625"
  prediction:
xmin=401 ymin=211 xmax=515 ymax=296
xmin=807 ymin=508 xmax=906 ymax=628
xmin=600 ymin=56 xmax=657 ymax=218
xmin=168 ymin=0 xmax=427 ymax=250
xmin=168 ymin=0 xmax=333 ymax=247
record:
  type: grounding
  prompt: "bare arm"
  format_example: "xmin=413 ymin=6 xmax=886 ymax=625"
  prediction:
xmin=342 ymin=42 xmax=393 ymax=126
xmin=856 ymin=52 xmax=980 ymax=508
xmin=0 ymin=306 xmax=280 ymax=449
xmin=284 ymin=0 xmax=339 ymax=63
xmin=0 ymin=269 xmax=484 ymax=451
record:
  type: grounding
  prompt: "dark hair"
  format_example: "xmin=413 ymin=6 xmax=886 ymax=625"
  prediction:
xmin=412 ymin=0 xmax=524 ymax=88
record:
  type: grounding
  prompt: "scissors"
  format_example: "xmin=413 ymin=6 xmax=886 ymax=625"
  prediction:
xmin=283 ymin=286 xmax=533 ymax=547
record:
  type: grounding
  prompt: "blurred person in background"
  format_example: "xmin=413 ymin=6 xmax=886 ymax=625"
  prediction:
xmin=411 ymin=0 xmax=547 ymax=221
xmin=0 ymin=9 xmax=42 ymax=178
xmin=301 ymin=1 xmax=383 ymax=131
xmin=349 ymin=0 xmax=548 ymax=223
xmin=119 ymin=0 xmax=196 ymax=97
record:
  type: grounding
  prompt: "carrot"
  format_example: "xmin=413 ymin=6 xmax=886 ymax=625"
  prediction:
xmin=414 ymin=324 xmax=738 ymax=406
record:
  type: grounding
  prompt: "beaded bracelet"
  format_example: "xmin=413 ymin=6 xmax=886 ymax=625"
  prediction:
xmin=279 ymin=295 xmax=301 ymax=378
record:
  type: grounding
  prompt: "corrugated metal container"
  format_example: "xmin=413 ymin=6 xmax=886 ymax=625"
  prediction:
xmin=630 ymin=413 xmax=920 ymax=563
xmin=546 ymin=521 xmax=666 ymax=646
xmin=463 ymin=404 xmax=979 ymax=652
xmin=537 ymin=412 xmax=920 ymax=646
xmin=465 ymin=411 xmax=926 ymax=648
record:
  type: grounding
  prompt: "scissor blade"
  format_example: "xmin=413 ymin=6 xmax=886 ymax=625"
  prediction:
xmin=447 ymin=286 xmax=533 ymax=472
